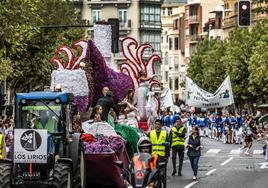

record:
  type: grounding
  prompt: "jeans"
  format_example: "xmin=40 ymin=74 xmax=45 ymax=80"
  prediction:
xmin=189 ymin=156 xmax=200 ymax=176
xmin=172 ymin=147 xmax=184 ymax=173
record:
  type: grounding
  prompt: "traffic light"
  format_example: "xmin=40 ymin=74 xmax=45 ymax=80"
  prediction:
xmin=108 ymin=18 xmax=119 ymax=53
xmin=238 ymin=0 xmax=251 ymax=27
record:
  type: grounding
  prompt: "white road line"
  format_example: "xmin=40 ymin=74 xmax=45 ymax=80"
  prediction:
xmin=184 ymin=181 xmax=198 ymax=188
xmin=206 ymin=169 xmax=217 ymax=176
xmin=230 ymin=149 xmax=240 ymax=155
xmin=253 ymin=150 xmax=263 ymax=155
xmin=206 ymin=149 xmax=221 ymax=154
xmin=221 ymin=157 xmax=234 ymax=166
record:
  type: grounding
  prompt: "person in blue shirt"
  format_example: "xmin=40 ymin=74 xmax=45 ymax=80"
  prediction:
xmin=215 ymin=114 xmax=223 ymax=141
xmin=197 ymin=113 xmax=206 ymax=136
xmin=235 ymin=112 xmax=243 ymax=144
xmin=228 ymin=112 xmax=237 ymax=144
xmin=204 ymin=114 xmax=211 ymax=137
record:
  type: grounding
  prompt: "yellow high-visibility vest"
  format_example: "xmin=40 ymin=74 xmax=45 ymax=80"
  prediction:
xmin=0 ymin=134 xmax=6 ymax=159
xmin=171 ymin=126 xmax=186 ymax=147
xmin=35 ymin=117 xmax=57 ymax=133
xmin=150 ymin=130 xmax=167 ymax=157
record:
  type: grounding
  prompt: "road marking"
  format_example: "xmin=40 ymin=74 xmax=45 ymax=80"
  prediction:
xmin=184 ymin=181 xmax=198 ymax=188
xmin=253 ymin=150 xmax=263 ymax=155
xmin=259 ymin=162 xmax=268 ymax=169
xmin=230 ymin=149 xmax=240 ymax=155
xmin=206 ymin=149 xmax=221 ymax=154
xmin=221 ymin=157 xmax=234 ymax=166
xmin=206 ymin=169 xmax=217 ymax=176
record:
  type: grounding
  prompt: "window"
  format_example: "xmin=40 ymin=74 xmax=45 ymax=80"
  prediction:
xmin=174 ymin=37 xmax=179 ymax=50
xmin=165 ymin=71 xmax=168 ymax=82
xmin=118 ymin=9 xmax=128 ymax=27
xmin=168 ymin=8 xmax=172 ymax=16
xmin=92 ymin=9 xmax=101 ymax=23
xmin=166 ymin=35 xmax=168 ymax=43
xmin=140 ymin=5 xmax=161 ymax=26
xmin=173 ymin=19 xmax=178 ymax=30
xmin=169 ymin=78 xmax=172 ymax=90
xmin=234 ymin=2 xmax=238 ymax=13
xmin=175 ymin=64 xmax=179 ymax=71
xmin=141 ymin=31 xmax=161 ymax=52
xmin=175 ymin=78 xmax=179 ymax=90
xmin=169 ymin=37 xmax=173 ymax=50
xmin=162 ymin=8 xmax=165 ymax=16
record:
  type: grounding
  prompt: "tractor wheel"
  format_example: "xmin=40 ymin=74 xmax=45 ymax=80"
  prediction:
xmin=73 ymin=151 xmax=86 ymax=188
xmin=53 ymin=162 xmax=73 ymax=188
xmin=0 ymin=163 xmax=12 ymax=188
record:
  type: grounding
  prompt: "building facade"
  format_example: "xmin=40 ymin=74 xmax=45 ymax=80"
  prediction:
xmin=184 ymin=0 xmax=223 ymax=58
xmin=77 ymin=0 xmax=162 ymax=74
xmin=161 ymin=0 xmax=187 ymax=103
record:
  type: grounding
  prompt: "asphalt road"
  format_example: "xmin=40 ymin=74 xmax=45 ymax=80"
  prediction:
xmin=166 ymin=137 xmax=268 ymax=188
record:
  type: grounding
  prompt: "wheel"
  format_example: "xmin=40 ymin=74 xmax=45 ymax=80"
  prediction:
xmin=53 ymin=162 xmax=73 ymax=188
xmin=0 ymin=163 xmax=12 ymax=188
xmin=73 ymin=151 xmax=86 ymax=188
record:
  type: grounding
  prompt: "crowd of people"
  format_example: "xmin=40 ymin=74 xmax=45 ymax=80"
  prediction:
xmin=0 ymin=115 xmax=14 ymax=159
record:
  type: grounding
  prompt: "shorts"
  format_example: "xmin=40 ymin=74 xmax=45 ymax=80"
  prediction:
xmin=245 ymin=135 xmax=253 ymax=143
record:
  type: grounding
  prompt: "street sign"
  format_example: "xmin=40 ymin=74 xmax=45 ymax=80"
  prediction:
xmin=14 ymin=129 xmax=48 ymax=163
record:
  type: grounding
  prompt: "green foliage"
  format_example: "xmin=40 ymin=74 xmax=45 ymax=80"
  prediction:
xmin=248 ymin=20 xmax=268 ymax=97
xmin=187 ymin=38 xmax=226 ymax=93
xmin=187 ymin=19 xmax=268 ymax=106
xmin=253 ymin=0 xmax=268 ymax=14
xmin=0 ymin=0 xmax=85 ymax=92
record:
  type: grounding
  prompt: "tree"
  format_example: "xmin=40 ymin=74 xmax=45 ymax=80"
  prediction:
xmin=0 ymin=0 xmax=85 ymax=92
xmin=248 ymin=20 xmax=268 ymax=98
xmin=253 ymin=0 xmax=268 ymax=14
xmin=187 ymin=38 xmax=226 ymax=93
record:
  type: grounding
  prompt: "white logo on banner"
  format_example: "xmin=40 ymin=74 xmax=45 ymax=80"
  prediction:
xmin=14 ymin=129 xmax=48 ymax=164
xmin=185 ymin=76 xmax=234 ymax=108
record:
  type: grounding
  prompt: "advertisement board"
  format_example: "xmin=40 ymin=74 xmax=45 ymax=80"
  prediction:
xmin=14 ymin=129 xmax=48 ymax=163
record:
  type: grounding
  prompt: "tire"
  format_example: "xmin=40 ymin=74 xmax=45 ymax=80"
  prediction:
xmin=73 ymin=151 xmax=86 ymax=188
xmin=0 ymin=163 xmax=12 ymax=188
xmin=53 ymin=162 xmax=73 ymax=188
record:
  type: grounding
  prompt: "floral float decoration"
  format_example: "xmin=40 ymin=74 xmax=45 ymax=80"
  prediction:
xmin=120 ymin=37 xmax=161 ymax=91
xmin=120 ymin=37 xmax=161 ymax=115
xmin=50 ymin=40 xmax=89 ymax=112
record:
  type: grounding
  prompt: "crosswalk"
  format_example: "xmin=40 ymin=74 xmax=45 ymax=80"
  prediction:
xmin=203 ymin=148 xmax=264 ymax=158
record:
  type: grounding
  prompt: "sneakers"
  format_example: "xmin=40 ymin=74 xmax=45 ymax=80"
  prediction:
xmin=193 ymin=176 xmax=197 ymax=181
xmin=172 ymin=171 xmax=176 ymax=176
xmin=178 ymin=172 xmax=182 ymax=176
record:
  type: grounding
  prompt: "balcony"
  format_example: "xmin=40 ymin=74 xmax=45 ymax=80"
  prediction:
xmin=223 ymin=14 xmax=237 ymax=29
xmin=119 ymin=20 xmax=131 ymax=29
xmin=189 ymin=15 xmax=200 ymax=24
xmin=189 ymin=34 xmax=198 ymax=43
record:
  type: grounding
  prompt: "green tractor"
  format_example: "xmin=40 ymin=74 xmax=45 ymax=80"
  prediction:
xmin=0 ymin=91 xmax=85 ymax=188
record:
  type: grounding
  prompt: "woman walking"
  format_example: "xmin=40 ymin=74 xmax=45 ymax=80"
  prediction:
xmin=186 ymin=127 xmax=202 ymax=181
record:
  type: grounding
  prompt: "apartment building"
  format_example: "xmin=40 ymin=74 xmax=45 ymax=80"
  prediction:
xmin=184 ymin=0 xmax=223 ymax=58
xmin=223 ymin=0 xmax=268 ymax=37
xmin=161 ymin=0 xmax=187 ymax=102
xmin=76 ymin=0 xmax=162 ymax=73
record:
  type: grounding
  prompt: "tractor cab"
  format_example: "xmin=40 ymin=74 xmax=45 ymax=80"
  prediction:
xmin=0 ymin=91 xmax=83 ymax=188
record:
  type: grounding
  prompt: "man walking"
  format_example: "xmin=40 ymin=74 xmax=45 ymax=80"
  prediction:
xmin=170 ymin=117 xmax=186 ymax=176
xmin=149 ymin=119 xmax=169 ymax=188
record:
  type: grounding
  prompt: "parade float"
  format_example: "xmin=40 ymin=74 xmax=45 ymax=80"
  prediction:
xmin=48 ymin=23 xmax=162 ymax=187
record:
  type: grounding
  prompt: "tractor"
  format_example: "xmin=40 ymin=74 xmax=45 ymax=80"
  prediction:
xmin=0 ymin=91 xmax=85 ymax=188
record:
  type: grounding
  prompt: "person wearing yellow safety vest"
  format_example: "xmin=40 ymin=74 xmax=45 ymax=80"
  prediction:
xmin=149 ymin=119 xmax=169 ymax=188
xmin=35 ymin=112 xmax=57 ymax=134
xmin=170 ymin=117 xmax=186 ymax=176
xmin=0 ymin=131 xmax=7 ymax=159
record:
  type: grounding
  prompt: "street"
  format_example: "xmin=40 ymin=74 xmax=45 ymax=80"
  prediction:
xmin=166 ymin=137 xmax=268 ymax=188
